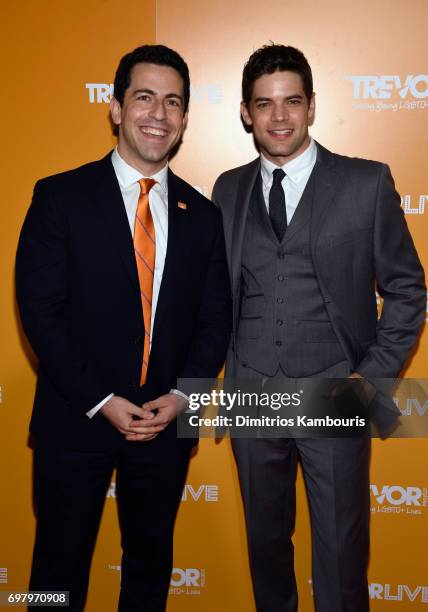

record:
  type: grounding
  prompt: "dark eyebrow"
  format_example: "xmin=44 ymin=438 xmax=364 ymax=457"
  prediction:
xmin=133 ymin=88 xmax=156 ymax=96
xmin=165 ymin=93 xmax=183 ymax=102
xmin=253 ymin=94 xmax=304 ymax=103
xmin=132 ymin=88 xmax=183 ymax=102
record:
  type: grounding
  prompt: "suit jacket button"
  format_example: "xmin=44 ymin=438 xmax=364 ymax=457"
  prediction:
xmin=133 ymin=336 xmax=143 ymax=344
xmin=276 ymin=340 xmax=283 ymax=347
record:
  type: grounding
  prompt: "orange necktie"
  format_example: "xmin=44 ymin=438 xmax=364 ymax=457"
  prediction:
xmin=134 ymin=178 xmax=156 ymax=384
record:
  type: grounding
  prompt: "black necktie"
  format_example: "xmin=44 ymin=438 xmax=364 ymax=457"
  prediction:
xmin=268 ymin=168 xmax=287 ymax=242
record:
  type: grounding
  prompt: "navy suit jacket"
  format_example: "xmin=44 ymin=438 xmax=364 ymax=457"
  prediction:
xmin=16 ymin=153 xmax=232 ymax=449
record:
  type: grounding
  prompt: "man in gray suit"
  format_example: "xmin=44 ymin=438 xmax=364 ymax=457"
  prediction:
xmin=213 ymin=44 xmax=426 ymax=612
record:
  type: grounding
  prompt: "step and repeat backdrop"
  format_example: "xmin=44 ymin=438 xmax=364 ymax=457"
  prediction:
xmin=1 ymin=0 xmax=427 ymax=610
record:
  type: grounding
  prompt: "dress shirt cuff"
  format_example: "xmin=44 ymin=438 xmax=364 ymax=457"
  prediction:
xmin=170 ymin=388 xmax=190 ymax=403
xmin=86 ymin=393 xmax=114 ymax=418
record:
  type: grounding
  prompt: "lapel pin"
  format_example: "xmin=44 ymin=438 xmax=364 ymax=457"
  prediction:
xmin=178 ymin=201 xmax=187 ymax=210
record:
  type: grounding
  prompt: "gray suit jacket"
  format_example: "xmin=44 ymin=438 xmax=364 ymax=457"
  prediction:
xmin=213 ymin=142 xmax=426 ymax=432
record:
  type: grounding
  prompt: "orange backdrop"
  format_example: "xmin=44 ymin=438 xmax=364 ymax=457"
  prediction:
xmin=1 ymin=0 xmax=427 ymax=610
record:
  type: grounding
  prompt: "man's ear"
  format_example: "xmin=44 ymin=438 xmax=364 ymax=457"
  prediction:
xmin=240 ymin=101 xmax=253 ymax=127
xmin=308 ymin=92 xmax=316 ymax=125
xmin=182 ymin=111 xmax=189 ymax=131
xmin=110 ymin=96 xmax=122 ymax=126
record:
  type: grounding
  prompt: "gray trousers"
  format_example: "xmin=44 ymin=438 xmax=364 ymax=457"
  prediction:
xmin=231 ymin=361 xmax=371 ymax=612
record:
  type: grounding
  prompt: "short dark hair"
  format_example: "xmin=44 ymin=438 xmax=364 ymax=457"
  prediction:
xmin=242 ymin=44 xmax=313 ymax=105
xmin=113 ymin=44 xmax=190 ymax=112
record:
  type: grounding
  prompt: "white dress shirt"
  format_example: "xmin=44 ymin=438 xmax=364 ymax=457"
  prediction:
xmin=87 ymin=148 xmax=174 ymax=417
xmin=260 ymin=138 xmax=317 ymax=222
xmin=111 ymin=147 xmax=169 ymax=333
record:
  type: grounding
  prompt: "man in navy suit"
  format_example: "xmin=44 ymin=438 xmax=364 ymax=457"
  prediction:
xmin=16 ymin=44 xmax=231 ymax=611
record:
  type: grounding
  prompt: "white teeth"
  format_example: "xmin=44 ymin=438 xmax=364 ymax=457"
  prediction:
xmin=141 ymin=127 xmax=166 ymax=136
xmin=271 ymin=129 xmax=292 ymax=134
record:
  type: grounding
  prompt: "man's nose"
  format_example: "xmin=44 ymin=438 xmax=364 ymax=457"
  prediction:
xmin=149 ymin=100 xmax=166 ymax=120
xmin=272 ymin=103 xmax=289 ymax=122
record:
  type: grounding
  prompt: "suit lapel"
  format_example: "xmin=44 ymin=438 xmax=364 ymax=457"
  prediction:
xmin=309 ymin=144 xmax=357 ymax=362
xmin=93 ymin=153 xmax=141 ymax=294
xmin=231 ymin=158 xmax=260 ymax=296
xmin=310 ymin=143 xmax=339 ymax=252
xmin=151 ymin=169 xmax=188 ymax=345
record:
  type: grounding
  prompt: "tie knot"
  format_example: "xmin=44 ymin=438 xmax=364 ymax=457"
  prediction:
xmin=272 ymin=168 xmax=285 ymax=184
xmin=139 ymin=178 xmax=157 ymax=195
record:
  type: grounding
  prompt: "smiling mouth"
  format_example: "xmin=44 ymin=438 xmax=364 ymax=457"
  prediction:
xmin=268 ymin=128 xmax=294 ymax=138
xmin=140 ymin=126 xmax=169 ymax=138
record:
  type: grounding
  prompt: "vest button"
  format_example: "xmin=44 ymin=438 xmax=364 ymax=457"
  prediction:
xmin=276 ymin=319 xmax=284 ymax=326
xmin=276 ymin=340 xmax=283 ymax=347
xmin=277 ymin=250 xmax=285 ymax=259
xmin=277 ymin=274 xmax=284 ymax=281
xmin=277 ymin=297 xmax=284 ymax=304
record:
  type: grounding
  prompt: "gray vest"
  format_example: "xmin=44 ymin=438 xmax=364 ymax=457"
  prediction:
xmin=236 ymin=170 xmax=346 ymax=377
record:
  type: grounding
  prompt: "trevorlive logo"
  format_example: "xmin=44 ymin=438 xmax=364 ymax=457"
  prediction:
xmin=369 ymin=583 xmax=428 ymax=602
xmin=310 ymin=579 xmax=428 ymax=602
xmin=394 ymin=397 xmax=428 ymax=417
xmin=401 ymin=195 xmax=427 ymax=215
xmin=181 ymin=484 xmax=219 ymax=502
xmin=86 ymin=83 xmax=113 ymax=103
xmin=109 ymin=564 xmax=205 ymax=592
xmin=370 ymin=484 xmax=427 ymax=506
xmin=345 ymin=75 xmax=428 ymax=99
xmin=169 ymin=568 xmax=206 ymax=596
xmin=107 ymin=482 xmax=219 ymax=502
xmin=170 ymin=568 xmax=205 ymax=588
xmin=86 ymin=83 xmax=222 ymax=105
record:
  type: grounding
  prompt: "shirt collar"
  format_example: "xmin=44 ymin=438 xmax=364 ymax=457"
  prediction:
xmin=111 ymin=147 xmax=168 ymax=194
xmin=261 ymin=138 xmax=317 ymax=186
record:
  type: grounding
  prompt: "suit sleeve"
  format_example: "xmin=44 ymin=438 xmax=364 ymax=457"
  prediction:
xmin=357 ymin=164 xmax=426 ymax=378
xmin=16 ymin=180 xmax=112 ymax=413
xmin=178 ymin=210 xmax=232 ymax=381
